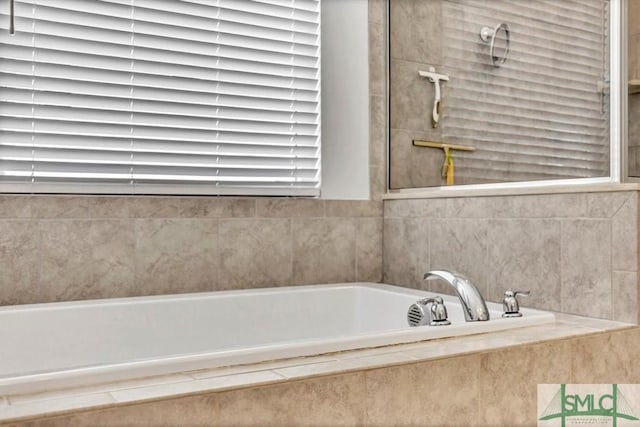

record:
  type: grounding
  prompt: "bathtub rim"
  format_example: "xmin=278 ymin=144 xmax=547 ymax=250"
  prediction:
xmin=0 ymin=282 xmax=555 ymax=396
xmin=0 ymin=313 xmax=636 ymax=424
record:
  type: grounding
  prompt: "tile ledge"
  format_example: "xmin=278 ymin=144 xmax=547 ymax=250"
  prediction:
xmin=0 ymin=317 xmax=635 ymax=424
xmin=383 ymin=183 xmax=640 ymax=200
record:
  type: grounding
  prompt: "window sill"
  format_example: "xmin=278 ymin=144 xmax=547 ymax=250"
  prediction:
xmin=383 ymin=181 xmax=640 ymax=200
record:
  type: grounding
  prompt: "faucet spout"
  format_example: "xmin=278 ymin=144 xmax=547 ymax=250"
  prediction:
xmin=423 ymin=270 xmax=490 ymax=321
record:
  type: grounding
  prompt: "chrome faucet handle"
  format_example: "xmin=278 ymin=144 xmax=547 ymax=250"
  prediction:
xmin=417 ymin=296 xmax=442 ymax=305
xmin=418 ymin=296 xmax=451 ymax=326
xmin=428 ymin=297 xmax=451 ymax=326
xmin=407 ymin=296 xmax=451 ymax=327
xmin=502 ymin=290 xmax=530 ymax=318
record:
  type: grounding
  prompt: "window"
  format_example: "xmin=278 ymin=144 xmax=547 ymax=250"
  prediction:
xmin=0 ymin=0 xmax=321 ymax=195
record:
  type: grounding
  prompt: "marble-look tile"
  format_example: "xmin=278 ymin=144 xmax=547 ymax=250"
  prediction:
xmin=29 ymin=196 xmax=92 ymax=219
xmin=0 ymin=221 xmax=39 ymax=305
xmin=369 ymin=165 xmax=386 ymax=200
xmin=213 ymin=373 xmax=366 ymax=427
xmin=274 ymin=352 xmax=414 ymax=380
xmin=368 ymin=0 xmax=385 ymax=24
xmin=446 ymin=194 xmax=588 ymax=219
xmin=486 ymin=219 xmax=562 ymax=310
xmin=446 ymin=196 xmax=509 ymax=218
xmin=506 ymin=193 xmax=588 ymax=218
xmin=337 ymin=346 xmax=418 ymax=361
xmin=189 ymin=356 xmax=339 ymax=380
xmin=128 ymin=197 xmax=179 ymax=218
xmin=586 ymin=191 xmax=633 ymax=218
xmin=571 ymin=328 xmax=640 ymax=383
xmin=369 ymin=22 xmax=386 ymax=97
xmin=325 ymin=200 xmax=382 ymax=218
xmin=479 ymin=340 xmax=572 ymax=426
xmin=292 ymin=218 xmax=356 ymax=284
xmin=384 ymin=200 xmax=419 ymax=218
xmin=134 ymin=219 xmax=217 ymax=295
xmin=500 ymin=323 xmax=601 ymax=345
xmin=630 ymin=147 xmax=639 ymax=177
xmin=553 ymin=313 xmax=633 ymax=330
xmin=631 ymin=1 xmax=640 ymax=38
xmin=2 ymin=393 xmax=115 ymax=425
xmin=90 ymin=197 xmax=131 ymax=218
xmin=369 ymin=94 xmax=387 ymax=170
xmin=39 ymin=220 xmax=135 ymax=301
xmin=0 ymin=195 xmax=31 ymax=218
xmin=9 ymin=374 xmax=193 ymax=405
xmin=383 ymin=218 xmax=430 ymax=289
xmin=430 ymin=219 xmax=488 ymax=296
xmin=178 ymin=198 xmax=256 ymax=218
xmin=218 ymin=219 xmax=291 ymax=289
xmin=365 ymin=355 xmax=480 ymax=426
xmin=390 ymin=0 xmax=442 ymax=64
xmin=256 ymin=198 xmax=324 ymax=218
xmin=561 ymin=219 xmax=612 ymax=318
xmin=401 ymin=333 xmax=516 ymax=361
xmin=632 ymin=36 xmax=640 ymax=82
xmin=51 ymin=373 xmax=363 ymax=427
xmin=383 ymin=198 xmax=446 ymax=218
xmin=390 ymin=60 xmax=437 ymax=132
xmin=612 ymin=193 xmax=638 ymax=271
xmin=110 ymin=371 xmax=284 ymax=403
xmin=15 ymin=394 xmax=217 ymax=427
xmin=270 ymin=360 xmax=358 ymax=380
xmin=630 ymin=94 xmax=640 ymax=148
xmin=612 ymin=271 xmax=639 ymax=324
xmin=356 ymin=218 xmax=383 ymax=282
xmin=396 ymin=340 xmax=470 ymax=361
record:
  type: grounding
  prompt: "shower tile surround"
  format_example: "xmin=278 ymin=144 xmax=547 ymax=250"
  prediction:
xmin=389 ymin=0 xmax=611 ymax=188
xmin=384 ymin=191 xmax=640 ymax=323
xmin=629 ymin=0 xmax=640 ymax=176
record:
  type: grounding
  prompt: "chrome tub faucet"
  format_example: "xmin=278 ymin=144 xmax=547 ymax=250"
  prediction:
xmin=423 ymin=270 xmax=490 ymax=321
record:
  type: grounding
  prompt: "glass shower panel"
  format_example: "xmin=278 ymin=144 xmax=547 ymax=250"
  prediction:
xmin=389 ymin=0 xmax=610 ymax=188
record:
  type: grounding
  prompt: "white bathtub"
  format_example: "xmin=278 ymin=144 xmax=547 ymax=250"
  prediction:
xmin=0 ymin=283 xmax=554 ymax=395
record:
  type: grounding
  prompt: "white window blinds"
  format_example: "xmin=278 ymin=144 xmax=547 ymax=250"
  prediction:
xmin=0 ymin=0 xmax=321 ymax=195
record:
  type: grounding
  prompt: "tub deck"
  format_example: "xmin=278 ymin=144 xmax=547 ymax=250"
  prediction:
xmin=0 ymin=283 xmax=555 ymax=395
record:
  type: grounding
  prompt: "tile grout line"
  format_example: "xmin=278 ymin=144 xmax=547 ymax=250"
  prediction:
xmin=426 ymin=217 xmax=432 ymax=291
xmin=355 ymin=217 xmax=360 ymax=281
xmin=610 ymin=216 xmax=614 ymax=320
xmin=215 ymin=218 xmax=221 ymax=292
xmin=560 ymin=218 xmax=564 ymax=314
xmin=289 ymin=216 xmax=294 ymax=285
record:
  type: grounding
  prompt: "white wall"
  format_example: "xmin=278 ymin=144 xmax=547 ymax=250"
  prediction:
xmin=320 ymin=0 xmax=370 ymax=200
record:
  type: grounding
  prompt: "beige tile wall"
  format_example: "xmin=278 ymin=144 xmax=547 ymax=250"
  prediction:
xmin=0 ymin=196 xmax=382 ymax=305
xmin=629 ymin=1 xmax=640 ymax=175
xmin=630 ymin=95 xmax=640 ymax=176
xmin=384 ymin=191 xmax=640 ymax=323
xmin=629 ymin=0 xmax=640 ymax=83
xmin=368 ymin=0 xmax=388 ymax=200
xmin=10 ymin=327 xmax=640 ymax=427
xmin=389 ymin=0 xmax=445 ymax=189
